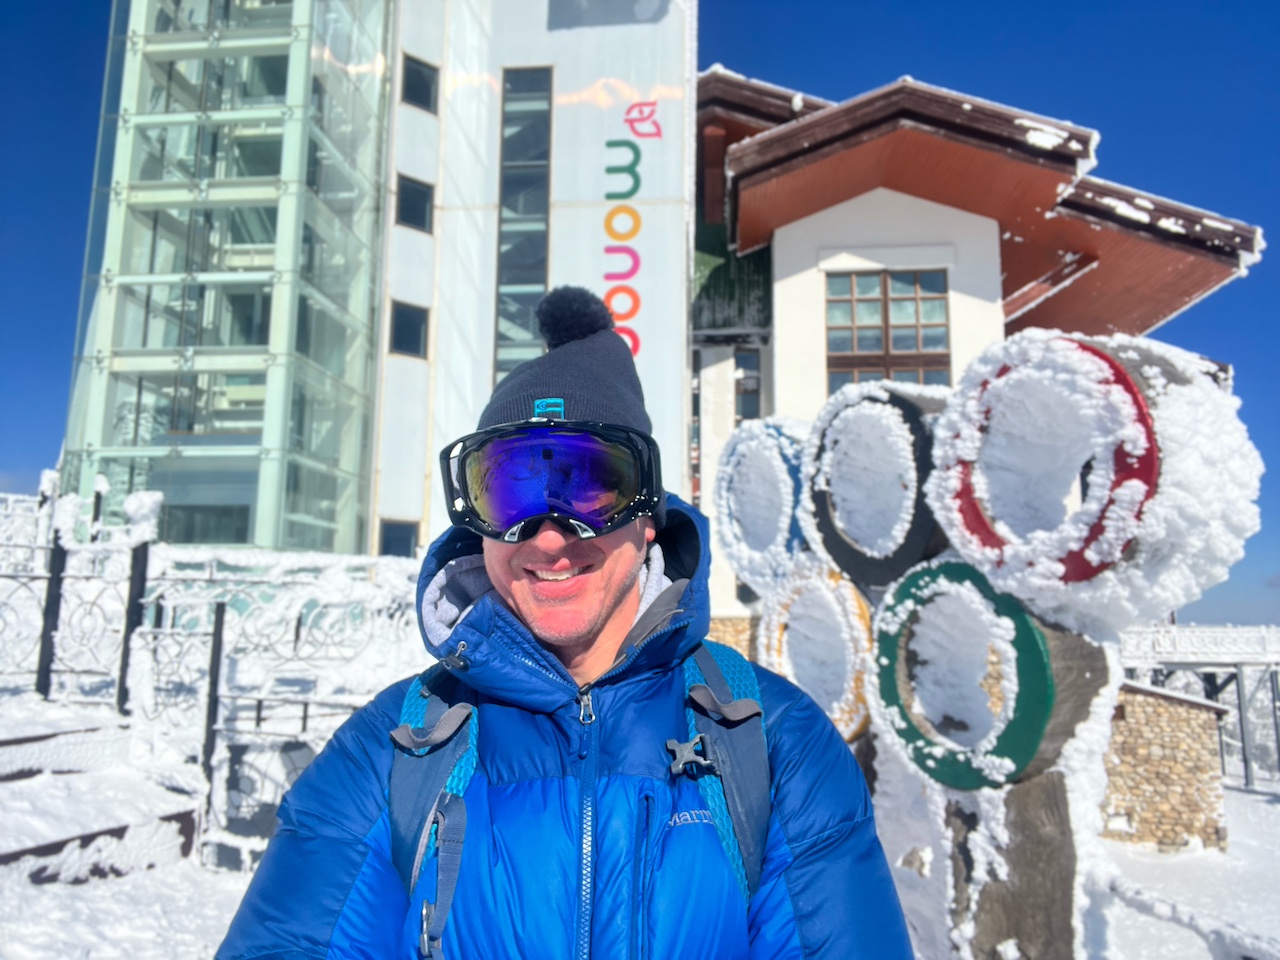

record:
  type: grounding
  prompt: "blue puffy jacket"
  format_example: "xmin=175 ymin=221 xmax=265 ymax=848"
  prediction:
xmin=218 ymin=498 xmax=913 ymax=958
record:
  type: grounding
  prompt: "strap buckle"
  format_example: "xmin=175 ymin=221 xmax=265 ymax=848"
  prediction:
xmin=419 ymin=901 xmax=435 ymax=957
xmin=667 ymin=732 xmax=716 ymax=777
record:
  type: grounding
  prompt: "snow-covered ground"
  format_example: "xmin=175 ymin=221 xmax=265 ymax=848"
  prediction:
xmin=0 ymin=860 xmax=250 ymax=959
xmin=1 ymin=786 xmax=1273 ymax=957
xmin=1103 ymin=785 xmax=1280 ymax=958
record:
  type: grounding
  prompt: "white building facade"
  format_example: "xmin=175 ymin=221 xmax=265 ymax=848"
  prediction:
xmin=64 ymin=0 xmax=695 ymax=555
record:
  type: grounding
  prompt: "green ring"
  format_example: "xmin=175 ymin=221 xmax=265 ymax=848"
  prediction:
xmin=876 ymin=562 xmax=1054 ymax=790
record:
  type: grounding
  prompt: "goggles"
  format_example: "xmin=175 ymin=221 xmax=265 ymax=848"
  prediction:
xmin=440 ymin=420 xmax=663 ymax=542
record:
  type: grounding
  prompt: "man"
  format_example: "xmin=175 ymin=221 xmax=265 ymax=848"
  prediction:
xmin=219 ymin=288 xmax=912 ymax=959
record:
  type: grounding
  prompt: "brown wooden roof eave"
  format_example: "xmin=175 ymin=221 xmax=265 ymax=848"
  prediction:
xmin=725 ymin=117 xmax=1084 ymax=255
xmin=1058 ymin=177 xmax=1263 ymax=268
xmin=725 ymin=82 xmax=1098 ymax=185
xmin=697 ymin=69 xmax=833 ymax=129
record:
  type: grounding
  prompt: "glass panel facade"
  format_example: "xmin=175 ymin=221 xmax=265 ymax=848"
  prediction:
xmin=114 ymin=283 xmax=276 ymax=349
xmin=106 ymin=372 xmax=266 ymax=446
xmin=495 ymin=68 xmax=552 ymax=380
xmin=65 ymin=0 xmax=393 ymax=552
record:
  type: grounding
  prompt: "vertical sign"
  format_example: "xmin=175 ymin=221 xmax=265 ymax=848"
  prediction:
xmin=547 ymin=0 xmax=695 ymax=497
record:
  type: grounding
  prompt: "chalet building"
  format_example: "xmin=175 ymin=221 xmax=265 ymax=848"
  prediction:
xmin=691 ymin=66 xmax=1263 ymax=617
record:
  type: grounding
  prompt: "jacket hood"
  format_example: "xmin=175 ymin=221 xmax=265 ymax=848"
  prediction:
xmin=415 ymin=494 xmax=713 ymax=712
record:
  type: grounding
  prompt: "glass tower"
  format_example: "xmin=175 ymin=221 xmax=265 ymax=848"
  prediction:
xmin=63 ymin=0 xmax=392 ymax=551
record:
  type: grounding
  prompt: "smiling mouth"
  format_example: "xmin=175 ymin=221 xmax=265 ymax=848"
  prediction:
xmin=530 ymin=567 xmax=586 ymax=582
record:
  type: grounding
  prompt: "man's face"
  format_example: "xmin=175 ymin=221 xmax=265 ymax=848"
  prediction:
xmin=483 ymin=517 xmax=656 ymax=660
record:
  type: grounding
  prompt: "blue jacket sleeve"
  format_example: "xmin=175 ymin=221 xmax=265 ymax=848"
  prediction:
xmin=748 ymin=668 xmax=914 ymax=959
xmin=217 ymin=680 xmax=413 ymax=959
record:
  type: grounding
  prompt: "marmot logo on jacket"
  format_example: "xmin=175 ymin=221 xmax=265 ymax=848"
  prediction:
xmin=668 ymin=808 xmax=715 ymax=827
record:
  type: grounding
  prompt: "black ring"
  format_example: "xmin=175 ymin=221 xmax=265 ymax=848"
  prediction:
xmin=809 ymin=393 xmax=944 ymax=587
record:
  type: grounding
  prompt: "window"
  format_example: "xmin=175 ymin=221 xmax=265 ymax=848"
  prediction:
xmin=397 ymin=175 xmax=434 ymax=232
xmin=161 ymin=504 xmax=251 ymax=544
xmin=226 ymin=290 xmax=271 ymax=345
xmin=381 ymin=521 xmax=418 ymax=557
xmin=825 ymin=270 xmax=950 ymax=391
xmin=402 ymin=56 xmax=438 ymax=113
xmin=735 ymin=349 xmax=761 ymax=423
xmin=296 ymin=297 xmax=349 ymax=377
xmin=106 ymin=372 xmax=266 ymax=447
xmin=494 ymin=68 xmax=552 ymax=381
xmin=690 ymin=348 xmax=701 ymax=506
xmin=390 ymin=301 xmax=428 ymax=357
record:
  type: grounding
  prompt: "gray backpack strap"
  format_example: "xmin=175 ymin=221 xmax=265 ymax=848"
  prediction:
xmin=684 ymin=643 xmax=772 ymax=899
xmin=419 ymin=792 xmax=467 ymax=959
xmin=388 ymin=667 xmax=477 ymax=934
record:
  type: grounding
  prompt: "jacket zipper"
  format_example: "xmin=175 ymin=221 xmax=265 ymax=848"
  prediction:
xmin=576 ymin=686 xmax=598 ymax=960
xmin=630 ymin=792 xmax=653 ymax=960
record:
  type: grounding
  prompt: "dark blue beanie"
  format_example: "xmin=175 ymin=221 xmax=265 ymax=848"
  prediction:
xmin=477 ymin=286 xmax=665 ymax=526
xmin=479 ymin=287 xmax=651 ymax=433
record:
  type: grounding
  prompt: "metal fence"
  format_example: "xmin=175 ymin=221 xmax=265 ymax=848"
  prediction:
xmin=0 ymin=492 xmax=424 ymax=869
xmin=1122 ymin=625 xmax=1280 ymax=789
xmin=0 ymin=493 xmax=53 ymax=689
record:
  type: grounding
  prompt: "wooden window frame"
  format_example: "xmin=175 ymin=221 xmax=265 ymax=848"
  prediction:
xmin=825 ymin=270 xmax=951 ymax=391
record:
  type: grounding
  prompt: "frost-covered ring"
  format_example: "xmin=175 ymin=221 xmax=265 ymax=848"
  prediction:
xmin=874 ymin=562 xmax=1054 ymax=790
xmin=942 ymin=338 xmax=1159 ymax=583
xmin=715 ymin=419 xmax=807 ymax=593
xmin=801 ymin=384 xmax=948 ymax=588
xmin=758 ymin=563 xmax=872 ymax=741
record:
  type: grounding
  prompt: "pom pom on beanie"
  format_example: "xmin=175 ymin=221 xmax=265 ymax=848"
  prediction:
xmin=537 ymin=286 xmax=615 ymax=349
xmin=477 ymin=286 xmax=651 ymax=436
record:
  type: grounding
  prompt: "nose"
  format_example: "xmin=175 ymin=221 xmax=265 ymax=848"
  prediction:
xmin=529 ymin=518 xmax=576 ymax=550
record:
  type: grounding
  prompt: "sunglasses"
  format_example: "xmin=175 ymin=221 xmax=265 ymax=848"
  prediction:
xmin=440 ymin=420 xmax=663 ymax=542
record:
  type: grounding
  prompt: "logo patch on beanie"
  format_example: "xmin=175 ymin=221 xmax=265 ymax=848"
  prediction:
xmin=533 ymin=397 xmax=565 ymax=419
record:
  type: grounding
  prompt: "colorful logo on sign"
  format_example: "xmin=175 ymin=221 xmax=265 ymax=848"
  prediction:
xmin=602 ymin=101 xmax=662 ymax=357
xmin=623 ymin=101 xmax=663 ymax=138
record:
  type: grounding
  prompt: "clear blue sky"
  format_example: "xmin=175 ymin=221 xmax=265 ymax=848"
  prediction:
xmin=0 ymin=1 xmax=1275 ymax=624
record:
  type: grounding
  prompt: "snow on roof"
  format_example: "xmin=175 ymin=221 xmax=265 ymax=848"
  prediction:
xmin=724 ymin=75 xmax=1100 ymax=176
xmin=830 ymin=75 xmax=1101 ymax=162
xmin=697 ymin=63 xmax=835 ymax=108
xmin=1064 ymin=176 xmax=1264 ymax=267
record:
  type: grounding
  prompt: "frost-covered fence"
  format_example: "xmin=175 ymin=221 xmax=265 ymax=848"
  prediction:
xmin=1121 ymin=626 xmax=1280 ymax=790
xmin=0 ymin=492 xmax=53 ymax=688
xmin=1 ymin=482 xmax=429 ymax=869
xmin=132 ymin=545 xmax=424 ymax=869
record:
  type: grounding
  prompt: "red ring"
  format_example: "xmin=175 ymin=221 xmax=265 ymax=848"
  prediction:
xmin=951 ymin=339 xmax=1160 ymax=582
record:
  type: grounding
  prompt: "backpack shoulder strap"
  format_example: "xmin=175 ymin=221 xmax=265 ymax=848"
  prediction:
xmin=388 ymin=665 xmax=477 ymax=958
xmin=673 ymin=641 xmax=772 ymax=901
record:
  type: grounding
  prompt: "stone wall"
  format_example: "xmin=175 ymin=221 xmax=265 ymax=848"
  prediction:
xmin=1102 ymin=683 xmax=1227 ymax=851
xmin=707 ymin=617 xmax=755 ymax=659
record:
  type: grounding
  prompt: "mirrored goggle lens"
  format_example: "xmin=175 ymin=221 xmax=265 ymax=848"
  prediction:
xmin=463 ymin=428 xmax=641 ymax=533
